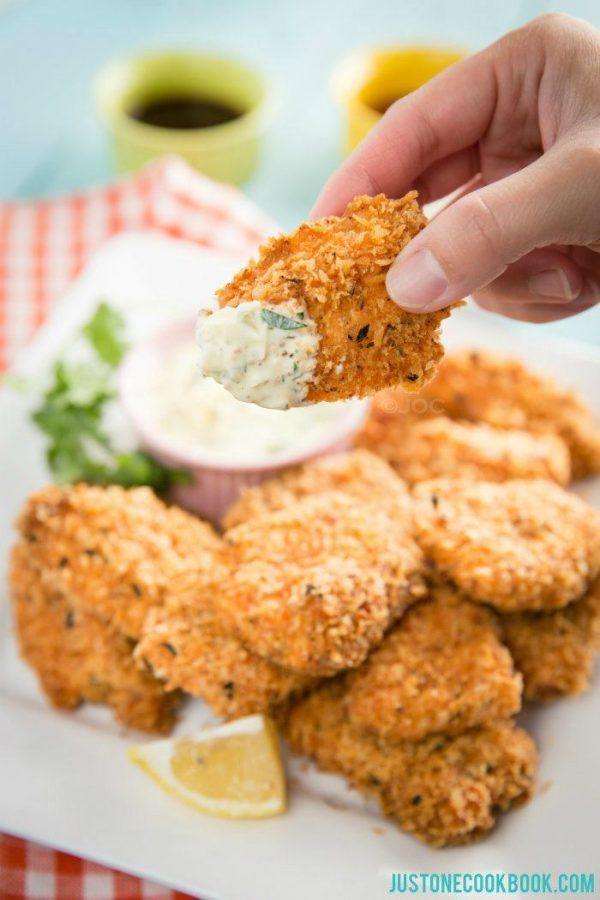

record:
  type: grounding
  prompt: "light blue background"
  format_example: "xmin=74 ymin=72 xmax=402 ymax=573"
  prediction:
xmin=1 ymin=0 xmax=599 ymax=343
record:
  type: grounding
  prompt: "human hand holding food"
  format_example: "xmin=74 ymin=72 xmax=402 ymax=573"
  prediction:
xmin=197 ymin=193 xmax=456 ymax=409
xmin=313 ymin=14 xmax=600 ymax=323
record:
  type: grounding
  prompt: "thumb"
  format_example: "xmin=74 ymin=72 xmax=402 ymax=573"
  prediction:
xmin=385 ymin=143 xmax=600 ymax=312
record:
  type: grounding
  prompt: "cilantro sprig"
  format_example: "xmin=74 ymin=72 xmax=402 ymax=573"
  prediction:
xmin=82 ymin=301 xmax=128 ymax=366
xmin=32 ymin=302 xmax=188 ymax=493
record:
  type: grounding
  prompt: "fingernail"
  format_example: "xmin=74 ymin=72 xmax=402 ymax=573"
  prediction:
xmin=386 ymin=249 xmax=449 ymax=310
xmin=528 ymin=269 xmax=579 ymax=301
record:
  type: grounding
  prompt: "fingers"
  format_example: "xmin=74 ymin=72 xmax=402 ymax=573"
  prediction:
xmin=473 ymin=248 xmax=600 ymax=322
xmin=310 ymin=49 xmax=500 ymax=217
xmin=312 ymin=14 xmax=600 ymax=220
xmin=474 ymin=248 xmax=584 ymax=306
xmin=413 ymin=149 xmax=481 ymax=205
xmin=385 ymin=142 xmax=600 ymax=312
xmin=475 ymin=285 xmax=599 ymax=323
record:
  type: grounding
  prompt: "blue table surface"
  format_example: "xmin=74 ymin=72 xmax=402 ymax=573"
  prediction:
xmin=1 ymin=0 xmax=598 ymax=345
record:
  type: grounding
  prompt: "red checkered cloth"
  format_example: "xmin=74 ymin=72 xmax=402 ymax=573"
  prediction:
xmin=0 ymin=156 xmax=274 ymax=899
xmin=0 ymin=154 xmax=273 ymax=371
xmin=0 ymin=835 xmax=192 ymax=900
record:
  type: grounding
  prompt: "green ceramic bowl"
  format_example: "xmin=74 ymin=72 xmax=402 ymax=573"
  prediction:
xmin=94 ymin=50 xmax=272 ymax=185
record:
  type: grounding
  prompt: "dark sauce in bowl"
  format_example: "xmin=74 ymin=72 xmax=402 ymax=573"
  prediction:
xmin=129 ymin=96 xmax=242 ymax=130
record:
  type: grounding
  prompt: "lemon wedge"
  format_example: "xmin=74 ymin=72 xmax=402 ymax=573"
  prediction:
xmin=128 ymin=714 xmax=286 ymax=819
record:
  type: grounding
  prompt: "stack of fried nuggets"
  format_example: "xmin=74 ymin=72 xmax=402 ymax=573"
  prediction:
xmin=226 ymin=453 xmax=599 ymax=847
xmin=358 ymin=348 xmax=600 ymax=483
xmin=11 ymin=454 xmax=425 ymax=729
xmin=10 ymin=484 xmax=225 ymax=733
xmin=10 ymin=351 xmax=600 ymax=847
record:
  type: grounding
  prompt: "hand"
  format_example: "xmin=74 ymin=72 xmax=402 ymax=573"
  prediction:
xmin=312 ymin=14 xmax=600 ymax=323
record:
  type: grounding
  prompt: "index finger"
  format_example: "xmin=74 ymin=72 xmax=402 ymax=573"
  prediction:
xmin=311 ymin=47 xmax=499 ymax=217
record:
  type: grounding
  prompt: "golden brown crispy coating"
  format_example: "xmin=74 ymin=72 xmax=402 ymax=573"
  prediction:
xmin=217 ymin=193 xmax=454 ymax=402
xmin=359 ymin=414 xmax=571 ymax=486
xmin=15 ymin=484 xmax=223 ymax=640
xmin=414 ymin=479 xmax=600 ymax=612
xmin=500 ymin=576 xmax=600 ymax=701
xmin=421 ymin=349 xmax=600 ymax=479
xmin=344 ymin=586 xmax=522 ymax=742
xmin=11 ymin=544 xmax=179 ymax=733
xmin=136 ymin=570 xmax=315 ymax=719
xmin=223 ymin=449 xmax=412 ymax=529
xmin=219 ymin=492 xmax=426 ymax=676
xmin=285 ymin=681 xmax=537 ymax=847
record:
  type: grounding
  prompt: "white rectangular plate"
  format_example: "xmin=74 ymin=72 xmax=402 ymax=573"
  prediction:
xmin=1 ymin=232 xmax=599 ymax=900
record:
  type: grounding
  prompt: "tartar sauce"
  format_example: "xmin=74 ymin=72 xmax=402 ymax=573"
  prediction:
xmin=142 ymin=340 xmax=351 ymax=465
xmin=195 ymin=299 xmax=319 ymax=410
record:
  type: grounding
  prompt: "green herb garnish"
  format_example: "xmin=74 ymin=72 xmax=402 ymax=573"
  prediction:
xmin=260 ymin=308 xmax=307 ymax=331
xmin=82 ymin=302 xmax=128 ymax=366
xmin=32 ymin=302 xmax=188 ymax=493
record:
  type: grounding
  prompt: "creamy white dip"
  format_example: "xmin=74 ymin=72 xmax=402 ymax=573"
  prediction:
xmin=141 ymin=340 xmax=352 ymax=466
xmin=195 ymin=300 xmax=319 ymax=410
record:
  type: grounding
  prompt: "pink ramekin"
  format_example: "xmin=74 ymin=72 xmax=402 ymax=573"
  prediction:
xmin=118 ymin=318 xmax=369 ymax=523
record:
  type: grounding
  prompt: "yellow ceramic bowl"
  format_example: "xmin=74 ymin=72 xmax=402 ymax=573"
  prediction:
xmin=332 ymin=45 xmax=465 ymax=155
xmin=94 ymin=51 xmax=272 ymax=185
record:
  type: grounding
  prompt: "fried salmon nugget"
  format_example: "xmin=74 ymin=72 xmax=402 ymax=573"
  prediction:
xmin=344 ymin=586 xmax=522 ymax=742
xmin=500 ymin=575 xmax=600 ymax=701
xmin=198 ymin=193 xmax=454 ymax=409
xmin=414 ymin=479 xmax=600 ymax=611
xmin=223 ymin=449 xmax=412 ymax=529
xmin=285 ymin=681 xmax=537 ymax=847
xmin=136 ymin=570 xmax=315 ymax=719
xmin=11 ymin=545 xmax=179 ymax=733
xmin=359 ymin=414 xmax=571 ymax=486
xmin=421 ymin=349 xmax=600 ymax=479
xmin=15 ymin=484 xmax=223 ymax=639
xmin=218 ymin=492 xmax=426 ymax=676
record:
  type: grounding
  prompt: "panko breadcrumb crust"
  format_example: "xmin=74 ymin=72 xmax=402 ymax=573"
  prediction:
xmin=421 ymin=349 xmax=600 ymax=479
xmin=500 ymin=576 xmax=600 ymax=701
xmin=15 ymin=484 xmax=224 ymax=639
xmin=344 ymin=586 xmax=522 ymax=742
xmin=284 ymin=680 xmax=537 ymax=847
xmin=359 ymin=414 xmax=571 ymax=486
xmin=8 ymin=425 xmax=599 ymax=849
xmin=414 ymin=479 xmax=600 ymax=612
xmin=223 ymin=449 xmax=413 ymax=529
xmin=217 ymin=194 xmax=455 ymax=403
xmin=136 ymin=570 xmax=316 ymax=719
xmin=218 ymin=491 xmax=426 ymax=676
xmin=11 ymin=543 xmax=179 ymax=733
